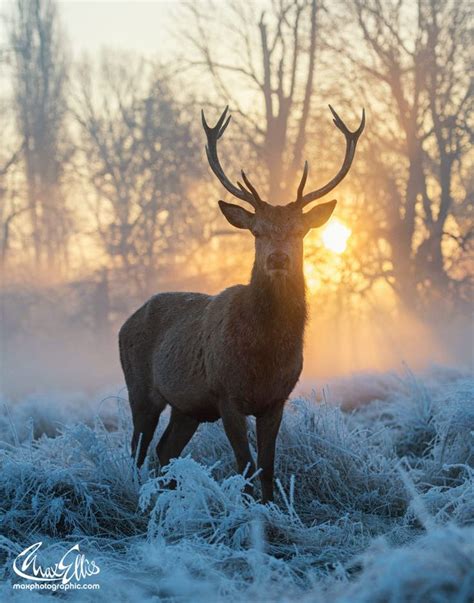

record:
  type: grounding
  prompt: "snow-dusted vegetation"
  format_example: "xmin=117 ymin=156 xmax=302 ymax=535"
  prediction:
xmin=1 ymin=366 xmax=473 ymax=602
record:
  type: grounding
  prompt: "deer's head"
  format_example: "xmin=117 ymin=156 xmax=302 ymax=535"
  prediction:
xmin=202 ymin=106 xmax=365 ymax=279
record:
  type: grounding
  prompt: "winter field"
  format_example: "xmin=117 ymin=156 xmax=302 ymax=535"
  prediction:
xmin=1 ymin=365 xmax=473 ymax=602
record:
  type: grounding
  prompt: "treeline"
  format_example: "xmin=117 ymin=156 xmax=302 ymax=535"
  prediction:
xmin=0 ymin=0 xmax=471 ymax=343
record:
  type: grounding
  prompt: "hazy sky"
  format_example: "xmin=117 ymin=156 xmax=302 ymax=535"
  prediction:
xmin=62 ymin=1 xmax=178 ymax=57
xmin=2 ymin=1 xmax=179 ymax=57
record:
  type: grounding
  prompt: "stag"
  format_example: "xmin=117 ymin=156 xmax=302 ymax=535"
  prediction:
xmin=119 ymin=105 xmax=364 ymax=502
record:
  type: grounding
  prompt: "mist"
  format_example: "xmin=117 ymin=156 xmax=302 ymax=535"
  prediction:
xmin=2 ymin=287 xmax=471 ymax=401
xmin=1 ymin=0 xmax=471 ymax=404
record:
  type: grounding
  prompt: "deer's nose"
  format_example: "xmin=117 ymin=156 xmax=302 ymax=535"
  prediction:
xmin=267 ymin=252 xmax=290 ymax=270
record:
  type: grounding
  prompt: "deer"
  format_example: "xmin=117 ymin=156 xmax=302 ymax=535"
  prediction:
xmin=119 ymin=105 xmax=365 ymax=502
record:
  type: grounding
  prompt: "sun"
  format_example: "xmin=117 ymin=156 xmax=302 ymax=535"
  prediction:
xmin=321 ymin=219 xmax=351 ymax=254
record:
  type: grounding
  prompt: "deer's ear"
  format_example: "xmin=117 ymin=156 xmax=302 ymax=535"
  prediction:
xmin=303 ymin=200 xmax=337 ymax=230
xmin=218 ymin=200 xmax=255 ymax=230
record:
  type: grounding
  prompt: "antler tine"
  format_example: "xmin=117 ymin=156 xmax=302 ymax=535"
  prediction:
xmin=329 ymin=105 xmax=366 ymax=138
xmin=238 ymin=170 xmax=264 ymax=207
xmin=201 ymin=105 xmax=231 ymax=137
xmin=296 ymin=160 xmax=309 ymax=202
xmin=297 ymin=106 xmax=365 ymax=208
xmin=201 ymin=107 xmax=263 ymax=210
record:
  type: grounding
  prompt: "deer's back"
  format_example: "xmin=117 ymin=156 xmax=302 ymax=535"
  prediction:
xmin=119 ymin=292 xmax=212 ymax=401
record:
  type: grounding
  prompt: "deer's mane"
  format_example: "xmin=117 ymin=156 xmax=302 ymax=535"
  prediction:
xmin=247 ymin=262 xmax=307 ymax=337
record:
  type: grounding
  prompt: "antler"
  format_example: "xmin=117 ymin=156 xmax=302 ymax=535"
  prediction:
xmin=295 ymin=105 xmax=365 ymax=208
xmin=202 ymin=107 xmax=265 ymax=210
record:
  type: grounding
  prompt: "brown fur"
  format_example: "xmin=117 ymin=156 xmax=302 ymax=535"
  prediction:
xmin=119 ymin=201 xmax=335 ymax=501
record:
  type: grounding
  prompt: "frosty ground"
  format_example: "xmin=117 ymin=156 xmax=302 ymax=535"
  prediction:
xmin=1 ymin=366 xmax=473 ymax=602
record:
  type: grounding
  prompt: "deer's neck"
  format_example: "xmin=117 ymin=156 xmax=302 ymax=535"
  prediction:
xmin=246 ymin=263 xmax=307 ymax=339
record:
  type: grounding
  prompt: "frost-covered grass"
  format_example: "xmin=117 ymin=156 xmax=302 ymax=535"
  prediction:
xmin=0 ymin=367 xmax=473 ymax=602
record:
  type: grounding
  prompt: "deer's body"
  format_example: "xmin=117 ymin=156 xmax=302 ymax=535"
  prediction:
xmin=120 ymin=270 xmax=305 ymax=423
xmin=120 ymin=106 xmax=364 ymax=501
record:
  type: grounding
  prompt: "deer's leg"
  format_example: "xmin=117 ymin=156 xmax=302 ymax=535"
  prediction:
xmin=220 ymin=400 xmax=256 ymax=494
xmin=256 ymin=401 xmax=285 ymax=503
xmin=130 ymin=390 xmax=165 ymax=467
xmin=156 ymin=407 xmax=199 ymax=468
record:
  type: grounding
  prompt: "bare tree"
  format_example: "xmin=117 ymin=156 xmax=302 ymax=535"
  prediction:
xmin=183 ymin=0 xmax=324 ymax=203
xmin=9 ymin=0 xmax=71 ymax=273
xmin=0 ymin=144 xmax=25 ymax=269
xmin=340 ymin=0 xmax=473 ymax=314
xmin=73 ymin=55 xmax=206 ymax=298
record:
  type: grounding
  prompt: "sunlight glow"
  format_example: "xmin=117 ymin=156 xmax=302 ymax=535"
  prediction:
xmin=321 ymin=219 xmax=351 ymax=254
xmin=304 ymin=262 xmax=319 ymax=293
